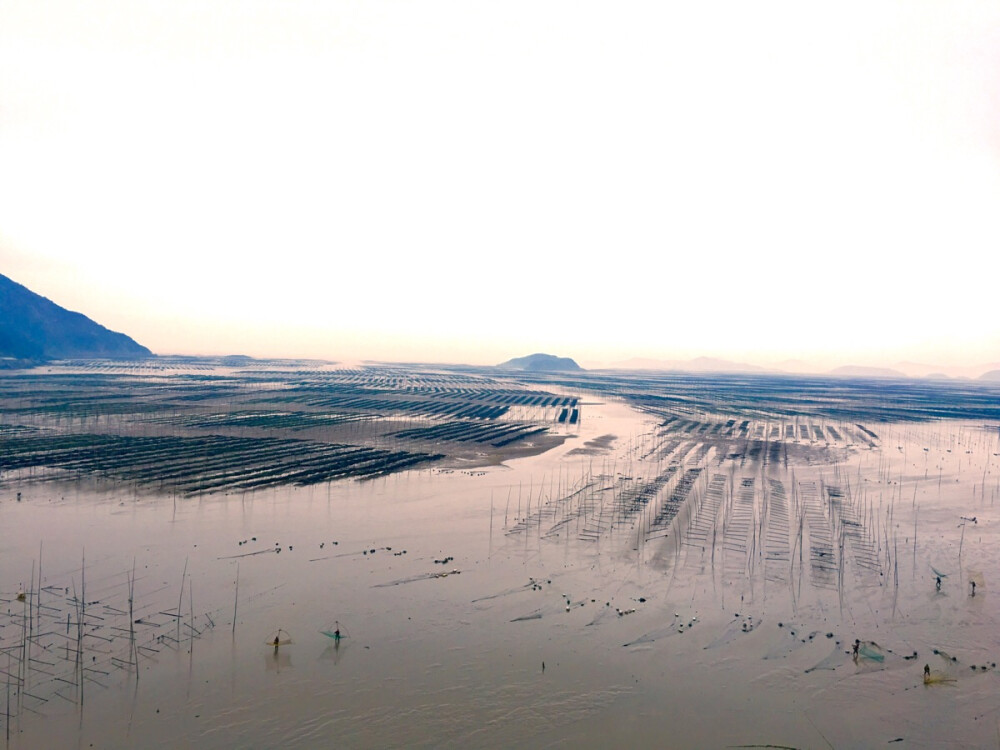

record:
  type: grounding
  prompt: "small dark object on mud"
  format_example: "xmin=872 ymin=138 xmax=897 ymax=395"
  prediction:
xmin=638 ymin=597 xmax=646 ymax=603
xmin=826 ymin=633 xmax=834 ymax=638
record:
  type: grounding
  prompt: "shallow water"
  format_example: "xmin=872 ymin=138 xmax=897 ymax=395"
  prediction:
xmin=2 ymin=390 xmax=1000 ymax=748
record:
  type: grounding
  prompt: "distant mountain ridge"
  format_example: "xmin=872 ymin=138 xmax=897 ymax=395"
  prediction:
xmin=0 ymin=274 xmax=152 ymax=360
xmin=602 ymin=356 xmax=1000 ymax=380
xmin=608 ymin=356 xmax=766 ymax=373
xmin=498 ymin=353 xmax=582 ymax=372
xmin=828 ymin=365 xmax=908 ymax=379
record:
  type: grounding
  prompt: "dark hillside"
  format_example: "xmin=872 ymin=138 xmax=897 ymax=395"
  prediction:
xmin=0 ymin=273 xmax=152 ymax=360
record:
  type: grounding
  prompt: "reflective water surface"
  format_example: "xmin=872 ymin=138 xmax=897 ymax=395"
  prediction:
xmin=2 ymin=365 xmax=999 ymax=748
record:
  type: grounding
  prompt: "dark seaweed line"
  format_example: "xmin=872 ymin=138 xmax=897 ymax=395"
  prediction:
xmin=1 ymin=433 xmax=441 ymax=494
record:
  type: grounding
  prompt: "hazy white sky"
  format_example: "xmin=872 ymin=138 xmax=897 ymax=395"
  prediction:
xmin=2 ymin=1 xmax=998 ymax=368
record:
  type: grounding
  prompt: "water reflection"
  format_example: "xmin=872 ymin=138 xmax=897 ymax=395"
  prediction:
xmin=266 ymin=648 xmax=292 ymax=672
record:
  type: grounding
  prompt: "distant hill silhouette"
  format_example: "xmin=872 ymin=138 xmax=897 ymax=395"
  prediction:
xmin=0 ymin=274 xmax=152 ymax=360
xmin=498 ymin=353 xmax=582 ymax=372
xmin=980 ymin=370 xmax=1000 ymax=382
xmin=609 ymin=356 xmax=766 ymax=373
xmin=828 ymin=365 xmax=907 ymax=379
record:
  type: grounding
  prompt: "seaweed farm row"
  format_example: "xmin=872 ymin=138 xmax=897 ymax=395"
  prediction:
xmin=391 ymin=421 xmax=549 ymax=448
xmin=674 ymin=471 xmax=887 ymax=594
xmin=478 ymin=367 xmax=1000 ymax=423
xmin=0 ymin=361 xmax=584 ymax=492
xmin=260 ymin=393 xmax=513 ymax=421
xmin=143 ymin=410 xmax=371 ymax=432
xmin=0 ymin=433 xmax=443 ymax=494
xmin=504 ymin=455 xmax=892 ymax=599
xmin=0 ymin=364 xmax=579 ymax=426
xmin=656 ymin=416 xmax=873 ymax=446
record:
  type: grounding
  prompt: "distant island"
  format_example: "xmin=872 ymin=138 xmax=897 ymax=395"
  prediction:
xmin=498 ymin=353 xmax=583 ymax=372
xmin=0 ymin=273 xmax=152 ymax=363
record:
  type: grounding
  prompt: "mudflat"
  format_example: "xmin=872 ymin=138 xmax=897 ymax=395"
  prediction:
xmin=2 ymin=360 xmax=999 ymax=748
